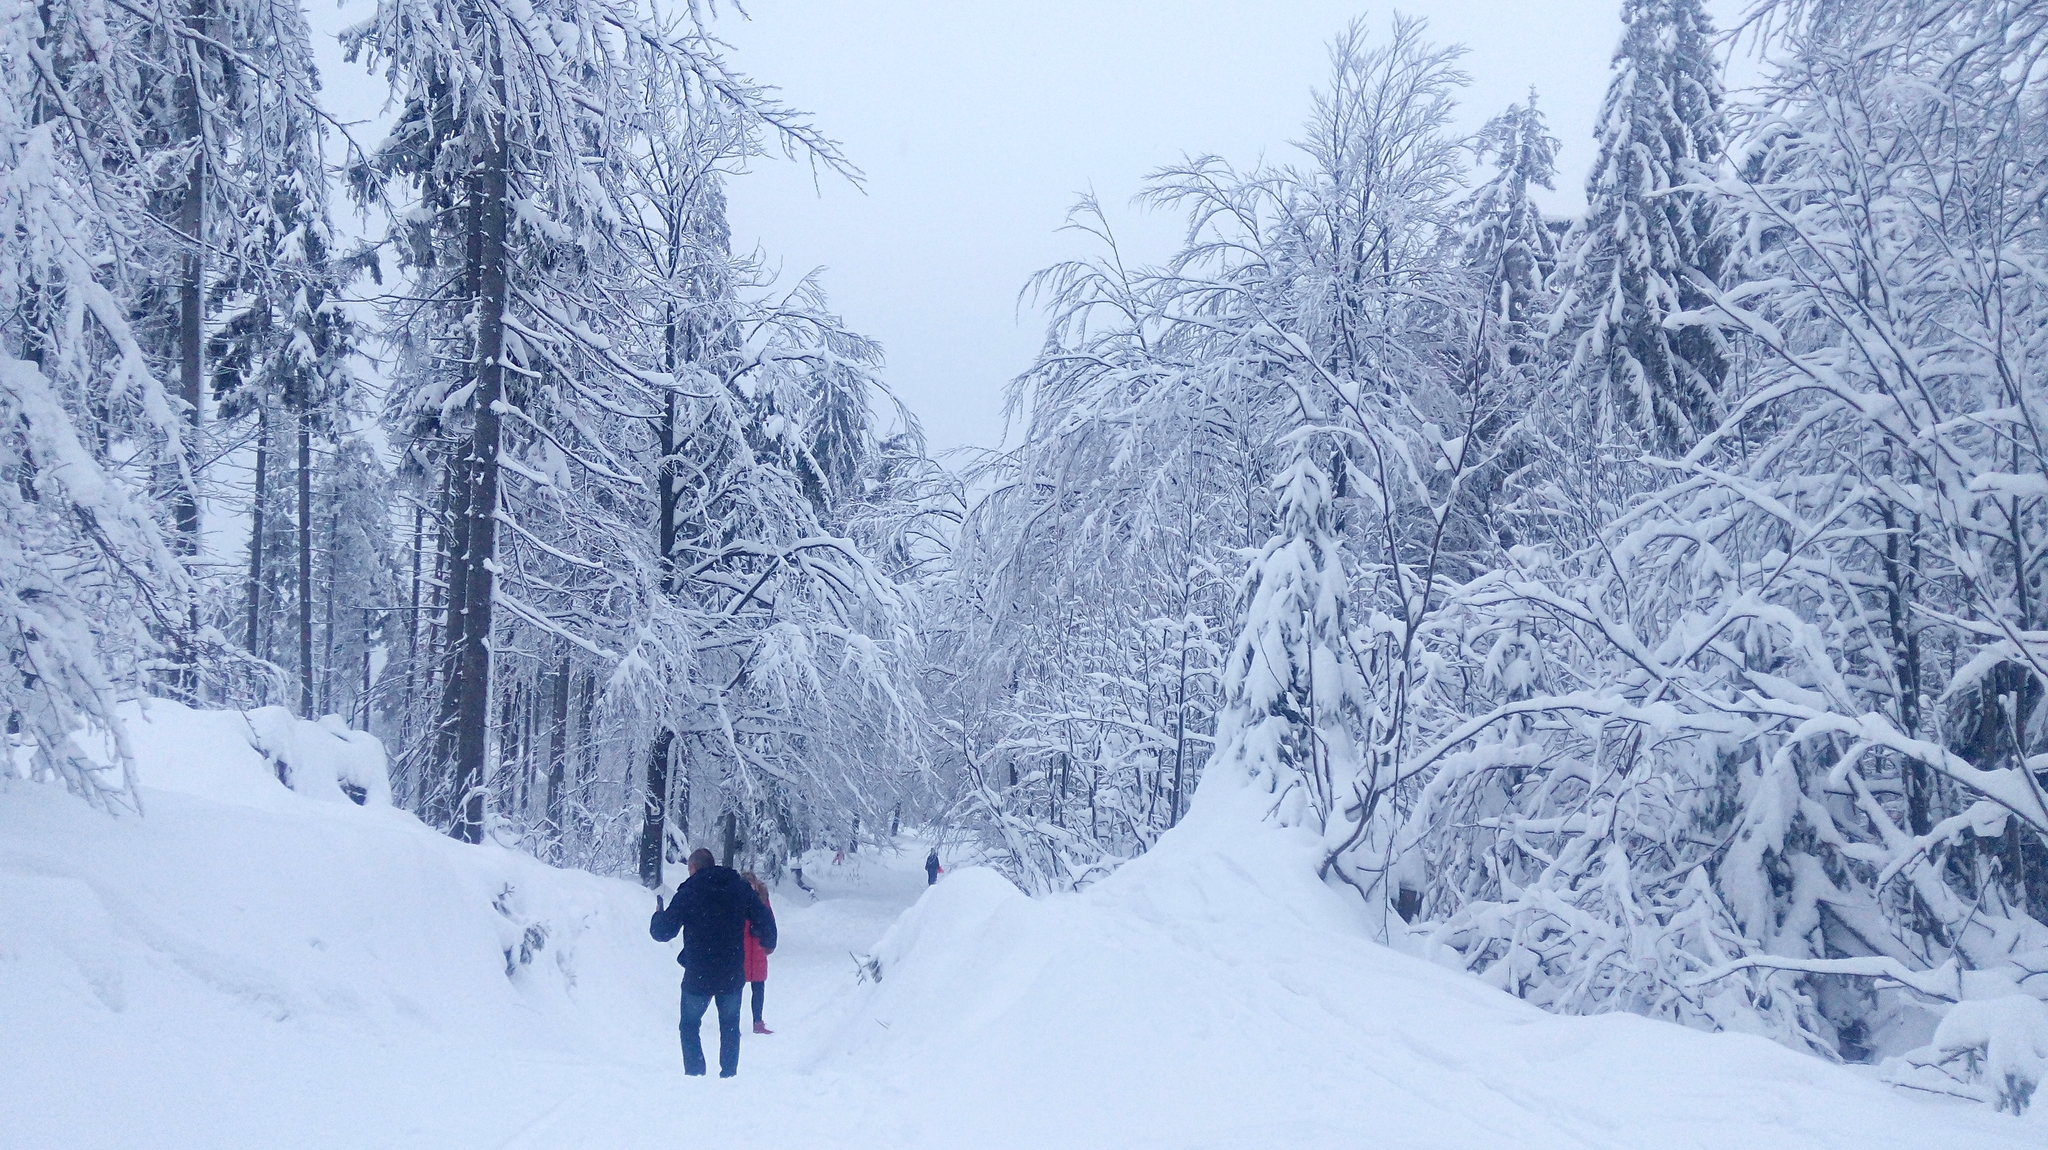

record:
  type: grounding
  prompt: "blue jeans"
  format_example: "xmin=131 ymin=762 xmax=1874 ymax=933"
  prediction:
xmin=679 ymin=987 xmax=742 ymax=1077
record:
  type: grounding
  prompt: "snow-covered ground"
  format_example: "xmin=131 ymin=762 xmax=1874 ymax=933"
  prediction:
xmin=5 ymin=702 xmax=2043 ymax=1148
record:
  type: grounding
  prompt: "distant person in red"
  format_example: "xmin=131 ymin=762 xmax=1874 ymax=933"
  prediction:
xmin=925 ymin=849 xmax=941 ymax=885
xmin=650 ymin=848 xmax=775 ymax=1077
xmin=741 ymin=871 xmax=774 ymax=1034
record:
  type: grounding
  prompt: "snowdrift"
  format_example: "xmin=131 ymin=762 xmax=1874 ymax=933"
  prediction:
xmin=813 ymin=769 xmax=2047 ymax=1149
xmin=2 ymin=701 xmax=679 ymax=1149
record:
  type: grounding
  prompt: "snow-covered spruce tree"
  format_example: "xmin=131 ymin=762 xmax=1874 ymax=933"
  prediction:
xmin=348 ymin=6 xmax=928 ymax=870
xmin=1461 ymin=93 xmax=1561 ymax=371
xmin=344 ymin=0 xmax=770 ymax=840
xmin=0 ymin=0 xmax=210 ymax=804
xmin=1211 ymin=453 xmax=1371 ymax=846
xmin=1550 ymin=0 xmax=1729 ymax=452
xmin=123 ymin=0 xmax=342 ymax=613
xmin=577 ymin=57 xmax=929 ymax=884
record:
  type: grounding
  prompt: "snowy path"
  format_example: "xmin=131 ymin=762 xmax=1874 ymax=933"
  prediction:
xmin=9 ymin=709 xmax=2048 ymax=1149
xmin=449 ymin=850 xmax=938 ymax=1150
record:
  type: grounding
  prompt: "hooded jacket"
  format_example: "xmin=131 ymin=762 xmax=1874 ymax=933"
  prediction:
xmin=650 ymin=865 xmax=778 ymax=995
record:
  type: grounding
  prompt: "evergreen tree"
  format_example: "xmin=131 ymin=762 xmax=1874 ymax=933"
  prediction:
xmin=1 ymin=0 xmax=205 ymax=803
xmin=1551 ymin=0 xmax=1729 ymax=450
xmin=1462 ymin=92 xmax=1560 ymax=366
xmin=1212 ymin=453 xmax=1367 ymax=846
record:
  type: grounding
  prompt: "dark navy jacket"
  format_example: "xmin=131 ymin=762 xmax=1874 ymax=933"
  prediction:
xmin=650 ymin=865 xmax=778 ymax=995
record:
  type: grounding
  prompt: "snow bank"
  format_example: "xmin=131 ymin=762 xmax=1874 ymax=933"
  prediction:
xmin=25 ymin=698 xmax=396 ymax=809
xmin=812 ymin=764 xmax=2045 ymax=1148
xmin=2 ymin=700 xmax=678 ymax=1149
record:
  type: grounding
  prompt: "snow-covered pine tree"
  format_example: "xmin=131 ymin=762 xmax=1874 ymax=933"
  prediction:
xmin=1462 ymin=93 xmax=1560 ymax=369
xmin=1 ymin=0 xmax=209 ymax=804
xmin=1453 ymin=92 xmax=1563 ymax=544
xmin=1211 ymin=452 xmax=1369 ymax=854
xmin=1550 ymin=0 xmax=1729 ymax=451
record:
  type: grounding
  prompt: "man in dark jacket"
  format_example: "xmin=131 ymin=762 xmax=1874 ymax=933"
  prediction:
xmin=650 ymin=848 xmax=777 ymax=1077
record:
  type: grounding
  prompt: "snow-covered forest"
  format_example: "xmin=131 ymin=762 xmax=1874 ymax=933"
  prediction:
xmin=11 ymin=0 xmax=2048 ymax=1133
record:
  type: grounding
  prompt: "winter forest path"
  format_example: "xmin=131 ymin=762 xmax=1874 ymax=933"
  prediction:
xmin=405 ymin=846 xmax=937 ymax=1149
xmin=8 ymin=707 xmax=2045 ymax=1150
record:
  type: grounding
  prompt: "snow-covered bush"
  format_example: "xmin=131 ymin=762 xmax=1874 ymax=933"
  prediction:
xmin=241 ymin=707 xmax=392 ymax=807
xmin=1889 ymin=994 xmax=2048 ymax=1114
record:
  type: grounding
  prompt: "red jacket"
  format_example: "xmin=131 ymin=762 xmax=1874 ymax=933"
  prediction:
xmin=742 ymin=893 xmax=771 ymax=982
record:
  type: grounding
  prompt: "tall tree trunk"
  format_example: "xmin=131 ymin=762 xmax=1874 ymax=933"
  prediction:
xmin=657 ymin=294 xmax=682 ymax=592
xmin=244 ymin=409 xmax=267 ymax=652
xmin=446 ymin=90 xmax=510 ymax=845
xmin=640 ymin=730 xmax=673 ymax=887
xmin=321 ymin=505 xmax=338 ymax=715
xmin=545 ymin=653 xmax=569 ymax=855
xmin=401 ymin=500 xmax=423 ymax=754
xmin=172 ymin=0 xmax=206 ymax=553
xmin=297 ymin=406 xmax=314 ymax=718
xmin=360 ymin=612 xmax=374 ymax=734
xmin=423 ymin=456 xmax=468 ymax=825
xmin=634 ymin=256 xmax=687 ymax=885
xmin=576 ymin=670 xmax=595 ymax=820
xmin=500 ymin=685 xmax=521 ymax=816
xmin=428 ymin=459 xmax=460 ymax=705
xmin=1169 ymin=634 xmax=1191 ymax=828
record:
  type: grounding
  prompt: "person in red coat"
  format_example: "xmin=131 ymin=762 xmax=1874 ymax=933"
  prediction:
xmin=741 ymin=871 xmax=774 ymax=1034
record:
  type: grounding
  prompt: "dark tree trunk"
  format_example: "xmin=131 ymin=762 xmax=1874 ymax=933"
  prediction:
xmin=172 ymin=0 xmax=206 ymax=553
xmin=321 ymin=506 xmax=338 ymax=715
xmin=499 ymin=685 xmax=521 ymax=816
xmin=360 ymin=612 xmax=374 ymax=734
xmin=447 ymin=104 xmax=509 ymax=845
xmin=576 ymin=670 xmax=596 ymax=822
xmin=640 ymin=730 xmax=674 ymax=887
xmin=1169 ymin=636 xmax=1191 ymax=828
xmin=400 ymin=501 xmax=423 ymax=755
xmin=722 ymin=810 xmax=738 ymax=868
xmin=424 ymin=454 xmax=469 ymax=825
xmin=244 ymin=410 xmax=268 ymax=652
xmin=297 ymin=407 xmax=314 ymax=718
xmin=545 ymin=654 xmax=569 ymax=856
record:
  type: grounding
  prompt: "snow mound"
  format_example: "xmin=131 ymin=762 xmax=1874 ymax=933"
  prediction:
xmin=816 ymin=767 xmax=2045 ymax=1149
xmin=42 ymin=698 xmax=395 ymax=809
xmin=2 ymin=701 xmax=677 ymax=1149
xmin=1888 ymin=995 xmax=2048 ymax=1115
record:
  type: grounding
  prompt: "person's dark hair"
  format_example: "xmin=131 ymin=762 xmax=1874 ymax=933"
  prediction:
xmin=688 ymin=847 xmax=715 ymax=870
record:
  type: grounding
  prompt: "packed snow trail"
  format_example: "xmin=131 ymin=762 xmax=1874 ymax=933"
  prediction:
xmin=6 ymin=702 xmax=2045 ymax=1148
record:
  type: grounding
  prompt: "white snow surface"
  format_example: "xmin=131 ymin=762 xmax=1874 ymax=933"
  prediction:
xmin=5 ymin=702 xmax=2043 ymax=1148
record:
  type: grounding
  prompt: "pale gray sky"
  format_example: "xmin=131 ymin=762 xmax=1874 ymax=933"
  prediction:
xmin=307 ymin=1 xmax=1732 ymax=456
xmin=714 ymin=1 xmax=1654 ymax=456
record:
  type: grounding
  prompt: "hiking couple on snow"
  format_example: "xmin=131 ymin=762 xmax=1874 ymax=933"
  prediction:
xmin=650 ymin=848 xmax=777 ymax=1078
